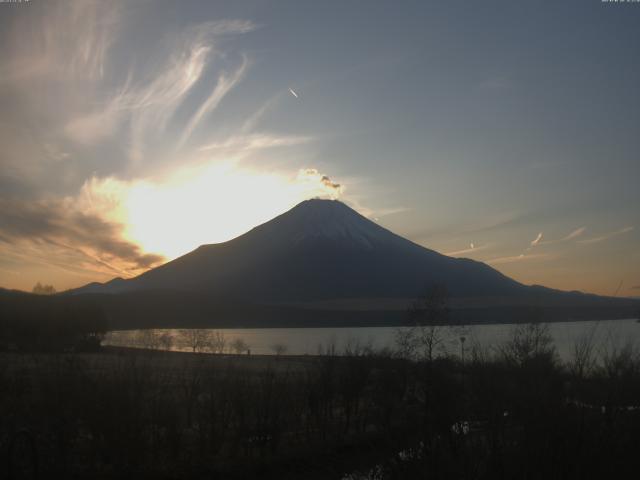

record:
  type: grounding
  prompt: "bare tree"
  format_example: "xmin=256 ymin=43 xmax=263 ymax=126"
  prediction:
xmin=180 ymin=329 xmax=211 ymax=353
xmin=394 ymin=327 xmax=419 ymax=359
xmin=499 ymin=322 xmax=556 ymax=366
xmin=400 ymin=285 xmax=451 ymax=361
xmin=208 ymin=331 xmax=226 ymax=354
xmin=137 ymin=330 xmax=161 ymax=350
xmin=600 ymin=336 xmax=639 ymax=381
xmin=158 ymin=331 xmax=173 ymax=351
xmin=231 ymin=338 xmax=249 ymax=355
xmin=568 ymin=324 xmax=598 ymax=379
xmin=270 ymin=343 xmax=288 ymax=356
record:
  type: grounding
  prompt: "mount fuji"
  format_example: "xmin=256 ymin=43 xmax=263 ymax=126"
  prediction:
xmin=70 ymin=199 xmax=637 ymax=328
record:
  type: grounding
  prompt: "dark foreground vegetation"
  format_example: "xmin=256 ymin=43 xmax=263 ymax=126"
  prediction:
xmin=2 ymin=322 xmax=640 ymax=480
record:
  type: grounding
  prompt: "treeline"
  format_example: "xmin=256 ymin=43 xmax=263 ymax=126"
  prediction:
xmin=0 ymin=290 xmax=107 ymax=352
xmin=2 ymin=323 xmax=640 ymax=479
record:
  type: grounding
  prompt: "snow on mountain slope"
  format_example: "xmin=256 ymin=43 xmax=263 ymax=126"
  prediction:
xmin=246 ymin=199 xmax=402 ymax=249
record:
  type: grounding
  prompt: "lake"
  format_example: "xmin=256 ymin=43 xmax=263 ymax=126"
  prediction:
xmin=103 ymin=318 xmax=640 ymax=362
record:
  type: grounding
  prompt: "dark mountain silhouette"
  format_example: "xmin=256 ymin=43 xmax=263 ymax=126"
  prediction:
xmin=68 ymin=199 xmax=637 ymax=327
xmin=74 ymin=199 xmax=525 ymax=299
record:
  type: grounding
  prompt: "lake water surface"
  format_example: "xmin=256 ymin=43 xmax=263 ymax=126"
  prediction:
xmin=104 ymin=318 xmax=640 ymax=362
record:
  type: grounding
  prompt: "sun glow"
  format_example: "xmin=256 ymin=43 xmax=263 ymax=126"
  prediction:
xmin=82 ymin=162 xmax=343 ymax=261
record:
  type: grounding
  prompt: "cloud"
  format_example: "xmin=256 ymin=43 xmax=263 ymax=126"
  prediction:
xmin=483 ymin=226 xmax=587 ymax=266
xmin=530 ymin=232 xmax=543 ymax=247
xmin=199 ymin=134 xmax=312 ymax=152
xmin=2 ymin=1 xmax=121 ymax=84
xmin=486 ymin=253 xmax=552 ymax=265
xmin=445 ymin=243 xmax=490 ymax=257
xmin=178 ymin=54 xmax=251 ymax=148
xmin=64 ymin=100 xmax=125 ymax=146
xmin=1 ymin=2 xmax=259 ymax=187
xmin=198 ymin=19 xmax=257 ymax=36
xmin=561 ymin=226 xmax=586 ymax=241
xmin=374 ymin=206 xmax=410 ymax=218
xmin=297 ymin=169 xmax=343 ymax=198
xmin=0 ymin=1 xmax=124 ymax=177
xmin=321 ymin=175 xmax=341 ymax=190
xmin=53 ymin=18 xmax=256 ymax=161
xmin=577 ymin=226 xmax=634 ymax=245
xmin=239 ymin=94 xmax=282 ymax=133
xmin=536 ymin=226 xmax=587 ymax=246
xmin=406 ymin=210 xmax=532 ymax=245
xmin=68 ymin=162 xmax=350 ymax=260
xmin=0 ymin=197 xmax=164 ymax=277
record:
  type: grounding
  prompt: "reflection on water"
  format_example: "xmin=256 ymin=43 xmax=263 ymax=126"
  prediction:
xmin=103 ymin=319 xmax=640 ymax=362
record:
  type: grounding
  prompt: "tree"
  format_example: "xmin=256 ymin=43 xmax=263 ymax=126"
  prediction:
xmin=231 ymin=338 xmax=249 ymax=354
xmin=32 ymin=282 xmax=56 ymax=295
xmin=568 ymin=324 xmax=598 ymax=379
xmin=180 ymin=329 xmax=211 ymax=353
xmin=208 ymin=331 xmax=226 ymax=354
xmin=270 ymin=343 xmax=288 ymax=356
xmin=137 ymin=330 xmax=161 ymax=350
xmin=401 ymin=285 xmax=451 ymax=361
xmin=499 ymin=322 xmax=556 ymax=367
xmin=158 ymin=331 xmax=173 ymax=351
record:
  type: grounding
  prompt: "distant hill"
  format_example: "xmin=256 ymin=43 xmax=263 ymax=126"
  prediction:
xmin=68 ymin=199 xmax=638 ymax=328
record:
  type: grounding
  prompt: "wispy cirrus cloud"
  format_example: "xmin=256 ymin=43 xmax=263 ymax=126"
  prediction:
xmin=61 ymin=19 xmax=257 ymax=163
xmin=530 ymin=232 xmax=543 ymax=247
xmin=2 ymin=1 xmax=259 ymax=179
xmin=577 ymin=226 xmax=634 ymax=245
xmin=445 ymin=243 xmax=491 ymax=257
xmin=2 ymin=0 xmax=121 ymax=85
xmin=561 ymin=226 xmax=586 ymax=241
xmin=199 ymin=134 xmax=313 ymax=153
xmin=486 ymin=253 xmax=553 ymax=265
xmin=532 ymin=226 xmax=587 ymax=246
xmin=177 ymin=53 xmax=251 ymax=149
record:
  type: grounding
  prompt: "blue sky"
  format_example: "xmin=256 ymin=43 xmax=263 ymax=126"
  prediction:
xmin=0 ymin=0 xmax=638 ymax=295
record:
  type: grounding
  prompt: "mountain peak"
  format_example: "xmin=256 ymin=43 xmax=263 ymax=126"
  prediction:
xmin=249 ymin=198 xmax=395 ymax=249
xmin=297 ymin=197 xmax=342 ymax=205
xmin=290 ymin=198 xmax=355 ymax=216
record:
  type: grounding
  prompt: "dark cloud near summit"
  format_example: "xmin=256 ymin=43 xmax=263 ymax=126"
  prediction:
xmin=320 ymin=175 xmax=341 ymax=191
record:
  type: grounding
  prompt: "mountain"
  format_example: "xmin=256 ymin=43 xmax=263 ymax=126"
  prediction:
xmin=73 ymin=199 xmax=525 ymax=300
xmin=69 ymin=199 xmax=638 ymax=327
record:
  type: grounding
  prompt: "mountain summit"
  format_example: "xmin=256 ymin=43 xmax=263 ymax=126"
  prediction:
xmin=248 ymin=199 xmax=403 ymax=249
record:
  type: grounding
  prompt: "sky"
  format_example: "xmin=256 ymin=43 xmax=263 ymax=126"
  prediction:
xmin=0 ymin=0 xmax=639 ymax=296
